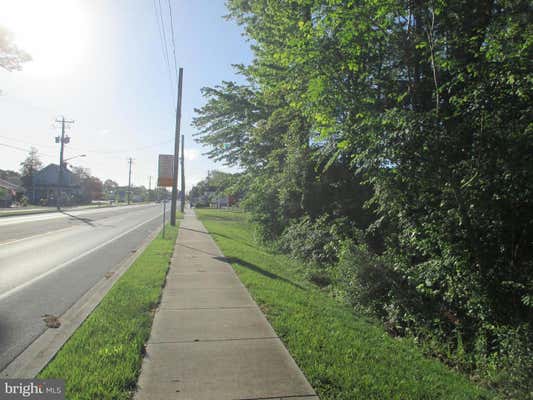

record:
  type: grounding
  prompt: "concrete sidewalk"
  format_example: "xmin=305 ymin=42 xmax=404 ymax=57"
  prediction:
xmin=135 ymin=209 xmax=318 ymax=400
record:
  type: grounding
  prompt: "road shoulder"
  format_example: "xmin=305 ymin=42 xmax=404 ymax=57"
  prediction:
xmin=0 ymin=220 xmax=175 ymax=382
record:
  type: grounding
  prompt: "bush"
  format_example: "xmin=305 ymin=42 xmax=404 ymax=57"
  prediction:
xmin=277 ymin=215 xmax=347 ymax=265
xmin=19 ymin=195 xmax=28 ymax=207
xmin=473 ymin=324 xmax=533 ymax=399
xmin=335 ymin=239 xmax=533 ymax=398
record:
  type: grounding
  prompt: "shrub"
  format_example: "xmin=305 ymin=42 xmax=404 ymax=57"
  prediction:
xmin=19 ymin=195 xmax=28 ymax=207
xmin=277 ymin=214 xmax=350 ymax=265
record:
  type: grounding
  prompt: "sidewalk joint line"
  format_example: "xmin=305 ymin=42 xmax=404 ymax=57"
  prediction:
xmin=158 ymin=306 xmax=256 ymax=310
xmin=234 ymin=394 xmax=317 ymax=400
xmin=163 ymin=287 xmax=246 ymax=290
xmin=147 ymin=336 xmax=280 ymax=345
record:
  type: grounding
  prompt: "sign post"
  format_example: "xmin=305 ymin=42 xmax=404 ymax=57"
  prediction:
xmin=158 ymin=155 xmax=175 ymax=239
xmin=162 ymin=200 xmax=166 ymax=239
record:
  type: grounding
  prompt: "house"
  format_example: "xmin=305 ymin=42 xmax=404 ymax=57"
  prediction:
xmin=210 ymin=195 xmax=229 ymax=208
xmin=31 ymin=164 xmax=80 ymax=205
xmin=114 ymin=186 xmax=150 ymax=203
xmin=0 ymin=178 xmax=24 ymax=208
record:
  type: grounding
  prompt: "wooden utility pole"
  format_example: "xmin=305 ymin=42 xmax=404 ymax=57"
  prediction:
xmin=180 ymin=134 xmax=185 ymax=213
xmin=148 ymin=175 xmax=152 ymax=201
xmin=55 ymin=116 xmax=74 ymax=210
xmin=127 ymin=157 xmax=133 ymax=205
xmin=170 ymin=67 xmax=183 ymax=226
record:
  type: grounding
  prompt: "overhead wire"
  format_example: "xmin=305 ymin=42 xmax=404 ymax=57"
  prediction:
xmin=78 ymin=139 xmax=174 ymax=157
xmin=153 ymin=0 xmax=175 ymax=103
xmin=0 ymin=134 xmax=57 ymax=150
xmin=167 ymin=0 xmax=179 ymax=87
xmin=0 ymin=142 xmax=55 ymax=158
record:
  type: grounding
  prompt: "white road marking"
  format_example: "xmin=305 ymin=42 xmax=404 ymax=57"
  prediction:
xmin=0 ymin=204 xmax=153 ymax=227
xmin=0 ymin=226 xmax=75 ymax=247
xmin=0 ymin=212 xmax=163 ymax=302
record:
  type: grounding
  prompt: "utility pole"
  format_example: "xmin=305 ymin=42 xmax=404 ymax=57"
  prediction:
xmin=148 ymin=176 xmax=152 ymax=202
xmin=180 ymin=134 xmax=185 ymax=213
xmin=55 ymin=116 xmax=74 ymax=211
xmin=170 ymin=67 xmax=183 ymax=226
xmin=127 ymin=157 xmax=133 ymax=205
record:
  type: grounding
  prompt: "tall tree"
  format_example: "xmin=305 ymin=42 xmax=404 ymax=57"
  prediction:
xmin=103 ymin=179 xmax=119 ymax=194
xmin=19 ymin=147 xmax=42 ymax=190
xmin=72 ymin=167 xmax=103 ymax=203
xmin=196 ymin=0 xmax=532 ymax=394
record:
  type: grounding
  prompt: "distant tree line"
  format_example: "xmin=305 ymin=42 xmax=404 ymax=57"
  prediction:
xmin=193 ymin=1 xmax=532 ymax=397
xmin=189 ymin=171 xmax=243 ymax=207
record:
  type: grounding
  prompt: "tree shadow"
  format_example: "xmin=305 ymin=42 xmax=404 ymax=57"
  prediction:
xmin=179 ymin=226 xmax=233 ymax=240
xmin=216 ymin=256 xmax=306 ymax=291
xmin=175 ymin=242 xmax=221 ymax=257
xmin=60 ymin=211 xmax=96 ymax=227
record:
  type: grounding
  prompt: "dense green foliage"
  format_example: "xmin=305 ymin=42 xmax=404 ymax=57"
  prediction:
xmin=193 ymin=1 xmax=532 ymax=397
xmin=39 ymin=224 xmax=179 ymax=399
xmin=197 ymin=209 xmax=491 ymax=400
xmin=189 ymin=170 xmax=243 ymax=206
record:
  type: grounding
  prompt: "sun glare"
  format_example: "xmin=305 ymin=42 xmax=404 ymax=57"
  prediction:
xmin=1 ymin=0 xmax=89 ymax=77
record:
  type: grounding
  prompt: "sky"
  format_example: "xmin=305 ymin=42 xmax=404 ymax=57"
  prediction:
xmin=0 ymin=0 xmax=252 ymax=191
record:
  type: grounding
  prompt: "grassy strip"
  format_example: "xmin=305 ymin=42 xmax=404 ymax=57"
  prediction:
xmin=38 ymin=221 xmax=180 ymax=400
xmin=196 ymin=209 xmax=493 ymax=400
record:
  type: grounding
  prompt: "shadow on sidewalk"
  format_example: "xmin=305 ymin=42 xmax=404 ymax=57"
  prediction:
xmin=175 ymin=242 xmax=221 ymax=257
xmin=179 ymin=226 xmax=233 ymax=240
xmin=216 ymin=256 xmax=306 ymax=291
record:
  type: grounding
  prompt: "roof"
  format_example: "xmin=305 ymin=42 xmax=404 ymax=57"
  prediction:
xmin=33 ymin=164 xmax=79 ymax=187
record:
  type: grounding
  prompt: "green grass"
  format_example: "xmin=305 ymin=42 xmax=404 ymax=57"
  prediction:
xmin=196 ymin=209 xmax=493 ymax=400
xmin=38 ymin=221 xmax=180 ymax=400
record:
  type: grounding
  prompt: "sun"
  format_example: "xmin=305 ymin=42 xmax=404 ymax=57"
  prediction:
xmin=0 ymin=0 xmax=90 ymax=77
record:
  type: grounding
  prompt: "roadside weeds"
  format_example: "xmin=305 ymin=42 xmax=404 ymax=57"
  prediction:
xmin=196 ymin=209 xmax=493 ymax=400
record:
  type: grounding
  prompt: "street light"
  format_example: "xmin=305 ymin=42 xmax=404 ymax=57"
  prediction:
xmin=64 ymin=154 xmax=86 ymax=163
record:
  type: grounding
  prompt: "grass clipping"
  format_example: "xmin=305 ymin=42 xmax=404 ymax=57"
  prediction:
xmin=38 ymin=224 xmax=179 ymax=400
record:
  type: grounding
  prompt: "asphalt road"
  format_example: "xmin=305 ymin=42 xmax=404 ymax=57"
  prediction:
xmin=0 ymin=203 xmax=166 ymax=371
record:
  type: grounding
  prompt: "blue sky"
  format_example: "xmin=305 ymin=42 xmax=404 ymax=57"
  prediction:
xmin=0 ymin=0 xmax=251 ymax=190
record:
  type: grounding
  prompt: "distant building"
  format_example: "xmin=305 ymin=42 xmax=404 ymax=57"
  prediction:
xmin=114 ymin=186 xmax=153 ymax=203
xmin=0 ymin=178 xmax=24 ymax=208
xmin=211 ymin=195 xmax=229 ymax=208
xmin=31 ymin=164 xmax=80 ymax=205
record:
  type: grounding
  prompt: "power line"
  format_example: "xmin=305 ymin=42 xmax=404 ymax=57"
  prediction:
xmin=153 ymin=0 xmax=174 ymax=94
xmin=0 ymin=142 xmax=54 ymax=158
xmin=79 ymin=139 xmax=173 ymax=156
xmin=0 ymin=134 xmax=57 ymax=150
xmin=167 ymin=0 xmax=179 ymax=86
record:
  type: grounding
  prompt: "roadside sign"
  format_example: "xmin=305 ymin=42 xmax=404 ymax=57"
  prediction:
xmin=158 ymin=154 xmax=174 ymax=187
